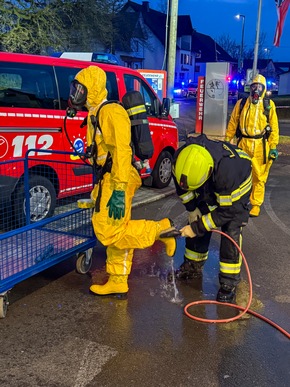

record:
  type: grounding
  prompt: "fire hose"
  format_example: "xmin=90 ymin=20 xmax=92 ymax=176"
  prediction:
xmin=183 ymin=229 xmax=290 ymax=340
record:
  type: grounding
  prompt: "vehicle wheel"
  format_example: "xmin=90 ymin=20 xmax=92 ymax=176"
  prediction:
xmin=151 ymin=150 xmax=173 ymax=189
xmin=76 ymin=249 xmax=93 ymax=274
xmin=0 ymin=293 xmax=9 ymax=318
xmin=14 ymin=175 xmax=56 ymax=227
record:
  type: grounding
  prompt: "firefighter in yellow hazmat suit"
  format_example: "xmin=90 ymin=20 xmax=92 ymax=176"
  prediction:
xmin=68 ymin=66 xmax=176 ymax=298
xmin=225 ymin=74 xmax=279 ymax=217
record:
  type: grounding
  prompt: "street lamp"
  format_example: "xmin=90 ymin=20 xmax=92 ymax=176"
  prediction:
xmin=264 ymin=48 xmax=271 ymax=78
xmin=235 ymin=14 xmax=245 ymax=72
xmin=264 ymin=48 xmax=270 ymax=60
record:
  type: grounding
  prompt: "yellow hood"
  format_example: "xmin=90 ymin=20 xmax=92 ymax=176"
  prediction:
xmin=251 ymin=74 xmax=267 ymax=99
xmin=75 ymin=65 xmax=108 ymax=108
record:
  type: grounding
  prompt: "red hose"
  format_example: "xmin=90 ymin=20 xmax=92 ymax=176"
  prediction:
xmin=184 ymin=229 xmax=290 ymax=339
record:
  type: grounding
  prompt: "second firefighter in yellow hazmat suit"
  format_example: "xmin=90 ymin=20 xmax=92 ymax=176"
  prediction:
xmin=225 ymin=74 xmax=279 ymax=217
xmin=68 ymin=65 xmax=176 ymax=298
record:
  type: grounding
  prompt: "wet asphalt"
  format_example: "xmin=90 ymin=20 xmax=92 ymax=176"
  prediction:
xmin=0 ymin=102 xmax=289 ymax=386
xmin=0 ymin=155 xmax=289 ymax=387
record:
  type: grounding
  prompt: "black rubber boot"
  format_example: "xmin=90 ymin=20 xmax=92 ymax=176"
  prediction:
xmin=216 ymin=283 xmax=236 ymax=304
xmin=175 ymin=259 xmax=204 ymax=280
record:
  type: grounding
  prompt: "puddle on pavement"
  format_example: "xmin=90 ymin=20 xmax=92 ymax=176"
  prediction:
xmin=91 ymin=234 xmax=265 ymax=314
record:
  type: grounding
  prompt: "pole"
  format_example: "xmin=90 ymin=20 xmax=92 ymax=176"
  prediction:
xmin=253 ymin=0 xmax=262 ymax=77
xmin=240 ymin=16 xmax=245 ymax=71
xmin=167 ymin=0 xmax=178 ymax=100
xmin=237 ymin=15 xmax=245 ymax=72
xmin=236 ymin=14 xmax=245 ymax=73
xmin=161 ymin=0 xmax=170 ymax=70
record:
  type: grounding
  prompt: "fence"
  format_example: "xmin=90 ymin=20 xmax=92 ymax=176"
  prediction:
xmin=0 ymin=150 xmax=96 ymax=317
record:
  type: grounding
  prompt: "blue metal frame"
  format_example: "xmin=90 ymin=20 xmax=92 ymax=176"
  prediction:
xmin=0 ymin=150 xmax=96 ymax=294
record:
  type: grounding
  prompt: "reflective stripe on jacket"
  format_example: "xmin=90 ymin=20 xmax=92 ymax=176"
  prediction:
xmin=173 ymin=134 xmax=252 ymax=237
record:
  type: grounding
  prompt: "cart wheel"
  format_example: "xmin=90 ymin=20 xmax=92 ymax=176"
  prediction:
xmin=0 ymin=293 xmax=9 ymax=318
xmin=76 ymin=248 xmax=93 ymax=274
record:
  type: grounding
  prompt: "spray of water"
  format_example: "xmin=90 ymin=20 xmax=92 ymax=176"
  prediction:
xmin=161 ymin=259 xmax=182 ymax=304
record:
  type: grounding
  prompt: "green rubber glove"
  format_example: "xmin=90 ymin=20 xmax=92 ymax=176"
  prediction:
xmin=107 ymin=190 xmax=125 ymax=220
xmin=269 ymin=149 xmax=278 ymax=160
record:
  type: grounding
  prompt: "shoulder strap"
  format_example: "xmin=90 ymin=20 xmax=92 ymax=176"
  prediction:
xmin=263 ymin=97 xmax=271 ymax=123
xmin=239 ymin=97 xmax=247 ymax=115
xmin=236 ymin=97 xmax=247 ymax=138
xmin=94 ymin=100 xmax=122 ymax=132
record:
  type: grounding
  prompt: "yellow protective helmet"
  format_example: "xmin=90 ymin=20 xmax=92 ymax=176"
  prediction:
xmin=174 ymin=144 xmax=214 ymax=190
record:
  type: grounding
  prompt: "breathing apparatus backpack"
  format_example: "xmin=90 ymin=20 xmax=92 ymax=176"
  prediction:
xmin=86 ymin=90 xmax=154 ymax=167
xmin=122 ymin=90 xmax=154 ymax=163
xmin=85 ymin=90 xmax=154 ymax=211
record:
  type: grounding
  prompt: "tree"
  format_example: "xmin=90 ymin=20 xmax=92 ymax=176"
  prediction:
xmin=217 ymin=34 xmax=239 ymax=60
xmin=217 ymin=31 xmax=268 ymax=61
xmin=101 ymin=0 xmax=127 ymax=54
xmin=157 ymin=0 xmax=168 ymax=13
xmin=0 ymin=0 xmax=127 ymax=55
xmin=0 ymin=0 xmax=66 ymax=54
xmin=57 ymin=0 xmax=110 ymax=52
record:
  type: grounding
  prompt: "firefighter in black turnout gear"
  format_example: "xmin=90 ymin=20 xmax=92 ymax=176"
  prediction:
xmin=173 ymin=134 xmax=252 ymax=303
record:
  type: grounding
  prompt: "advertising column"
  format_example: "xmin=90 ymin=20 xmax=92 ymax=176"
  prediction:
xmin=203 ymin=62 xmax=230 ymax=137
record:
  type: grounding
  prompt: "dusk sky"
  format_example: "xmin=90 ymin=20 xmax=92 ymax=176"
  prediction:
xmin=134 ymin=0 xmax=290 ymax=62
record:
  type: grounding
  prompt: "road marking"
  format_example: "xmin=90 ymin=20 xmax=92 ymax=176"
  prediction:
xmin=74 ymin=341 xmax=117 ymax=387
xmin=264 ymin=189 xmax=290 ymax=236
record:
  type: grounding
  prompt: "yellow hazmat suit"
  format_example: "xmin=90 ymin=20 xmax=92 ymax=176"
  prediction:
xmin=225 ymin=74 xmax=279 ymax=217
xmin=74 ymin=66 xmax=176 ymax=297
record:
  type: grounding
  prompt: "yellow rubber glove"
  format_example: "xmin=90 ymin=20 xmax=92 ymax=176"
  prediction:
xmin=180 ymin=225 xmax=196 ymax=238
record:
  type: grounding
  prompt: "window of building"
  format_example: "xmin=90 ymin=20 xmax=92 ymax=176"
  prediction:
xmin=181 ymin=54 xmax=192 ymax=66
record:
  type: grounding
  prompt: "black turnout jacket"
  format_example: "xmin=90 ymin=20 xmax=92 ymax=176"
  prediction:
xmin=173 ymin=135 xmax=252 ymax=237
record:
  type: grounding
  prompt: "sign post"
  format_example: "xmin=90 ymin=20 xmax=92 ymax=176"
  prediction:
xmin=195 ymin=76 xmax=205 ymax=134
xmin=203 ymin=62 xmax=230 ymax=137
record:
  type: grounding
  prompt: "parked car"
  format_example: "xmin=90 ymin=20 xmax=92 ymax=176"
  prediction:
xmin=173 ymin=82 xmax=188 ymax=98
xmin=187 ymin=82 xmax=198 ymax=97
xmin=0 ymin=52 xmax=178 ymax=226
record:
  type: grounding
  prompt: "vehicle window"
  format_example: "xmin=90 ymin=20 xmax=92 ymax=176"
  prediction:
xmin=0 ymin=62 xmax=57 ymax=109
xmin=105 ymin=71 xmax=119 ymax=101
xmin=54 ymin=66 xmax=83 ymax=110
xmin=55 ymin=67 xmax=119 ymax=109
xmin=124 ymin=74 xmax=158 ymax=116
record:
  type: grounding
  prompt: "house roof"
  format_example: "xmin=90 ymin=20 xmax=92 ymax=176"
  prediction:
xmin=120 ymin=1 xmax=193 ymax=46
xmin=273 ymin=61 xmax=290 ymax=74
xmin=119 ymin=1 xmax=233 ymax=63
xmin=243 ymin=59 xmax=274 ymax=70
xmin=192 ymin=31 xmax=234 ymax=63
xmin=273 ymin=61 xmax=290 ymax=68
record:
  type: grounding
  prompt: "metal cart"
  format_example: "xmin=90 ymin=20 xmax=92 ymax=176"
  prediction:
xmin=0 ymin=150 xmax=96 ymax=318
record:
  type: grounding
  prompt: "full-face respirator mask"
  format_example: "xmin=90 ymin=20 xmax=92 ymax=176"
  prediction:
xmin=250 ymin=83 xmax=264 ymax=105
xmin=66 ymin=80 xmax=88 ymax=118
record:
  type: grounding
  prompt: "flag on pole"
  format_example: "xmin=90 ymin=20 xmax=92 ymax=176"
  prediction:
xmin=273 ymin=0 xmax=290 ymax=47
